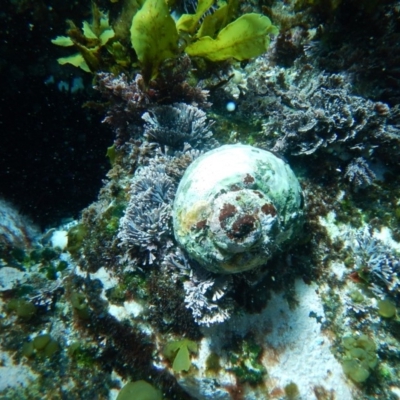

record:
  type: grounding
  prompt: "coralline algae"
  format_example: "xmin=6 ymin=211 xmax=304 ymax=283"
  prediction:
xmin=173 ymin=144 xmax=304 ymax=273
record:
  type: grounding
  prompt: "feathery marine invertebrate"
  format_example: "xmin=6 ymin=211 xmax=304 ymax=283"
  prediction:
xmin=142 ymin=103 xmax=214 ymax=150
xmin=344 ymin=157 xmax=376 ymax=187
xmin=348 ymin=227 xmax=400 ymax=297
xmin=118 ymin=163 xmax=175 ymax=264
xmin=164 ymin=248 xmax=233 ymax=326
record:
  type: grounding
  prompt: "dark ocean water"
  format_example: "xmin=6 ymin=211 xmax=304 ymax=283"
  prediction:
xmin=0 ymin=1 xmax=112 ymax=228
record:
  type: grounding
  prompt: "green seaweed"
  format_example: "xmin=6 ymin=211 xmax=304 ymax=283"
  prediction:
xmin=33 ymin=334 xmax=51 ymax=350
xmin=70 ymin=292 xmax=90 ymax=320
xmin=284 ymin=382 xmax=300 ymax=399
xmin=196 ymin=0 xmax=239 ymax=38
xmin=186 ymin=13 xmax=278 ymax=62
xmin=22 ymin=334 xmax=60 ymax=359
xmin=117 ymin=380 xmax=162 ymax=400
xmin=163 ymin=338 xmax=198 ymax=372
xmin=52 ymin=4 xmax=115 ymax=72
xmin=53 ymin=0 xmax=277 ymax=80
xmin=377 ymin=299 xmax=396 ymax=318
xmin=7 ymin=299 xmax=36 ymax=320
xmin=176 ymin=0 xmax=214 ymax=34
xmin=341 ymin=334 xmax=378 ymax=383
xmin=106 ymin=144 xmax=117 ymax=166
xmin=67 ymin=224 xmax=87 ymax=258
xmin=228 ymin=339 xmax=266 ymax=384
xmin=130 ymin=0 xmax=179 ymax=82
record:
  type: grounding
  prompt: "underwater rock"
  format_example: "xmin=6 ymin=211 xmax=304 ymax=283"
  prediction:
xmin=0 ymin=199 xmax=39 ymax=251
xmin=173 ymin=144 xmax=304 ymax=273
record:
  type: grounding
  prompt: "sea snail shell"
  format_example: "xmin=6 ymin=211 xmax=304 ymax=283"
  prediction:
xmin=173 ymin=144 xmax=304 ymax=274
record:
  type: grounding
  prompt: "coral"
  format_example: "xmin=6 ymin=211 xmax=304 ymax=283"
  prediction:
xmin=234 ymin=66 xmax=400 ymax=185
xmin=142 ymin=103 xmax=215 ymax=150
xmin=229 ymin=60 xmax=400 ymax=169
xmin=173 ymin=144 xmax=304 ymax=273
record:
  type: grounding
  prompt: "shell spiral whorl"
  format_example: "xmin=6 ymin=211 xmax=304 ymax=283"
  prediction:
xmin=173 ymin=144 xmax=304 ymax=274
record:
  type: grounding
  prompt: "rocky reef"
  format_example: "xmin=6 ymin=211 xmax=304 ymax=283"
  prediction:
xmin=1 ymin=0 xmax=400 ymax=399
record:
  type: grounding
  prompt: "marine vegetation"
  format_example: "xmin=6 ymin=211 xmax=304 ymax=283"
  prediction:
xmin=163 ymin=338 xmax=198 ymax=372
xmin=52 ymin=0 xmax=278 ymax=81
xmin=116 ymin=380 xmax=162 ymax=400
xmin=341 ymin=334 xmax=378 ymax=383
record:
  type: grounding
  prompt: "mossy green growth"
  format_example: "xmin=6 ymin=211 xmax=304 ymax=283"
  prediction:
xmin=377 ymin=299 xmax=396 ymax=318
xmin=11 ymin=247 xmax=27 ymax=263
xmin=21 ymin=341 xmax=35 ymax=358
xmin=7 ymin=299 xmax=36 ymax=319
xmin=130 ymin=0 xmax=179 ymax=82
xmin=206 ymin=352 xmax=221 ymax=373
xmin=43 ymin=339 xmax=60 ymax=357
xmin=228 ymin=339 xmax=266 ymax=384
xmin=116 ymin=380 xmax=162 ymax=400
xmin=341 ymin=334 xmax=378 ymax=383
xmin=349 ymin=289 xmax=364 ymax=303
xmin=23 ymin=334 xmax=60 ymax=359
xmin=70 ymin=292 xmax=90 ymax=319
xmin=33 ymin=334 xmax=51 ymax=350
xmin=284 ymin=382 xmax=300 ymax=399
xmin=106 ymin=284 xmax=127 ymax=304
xmin=67 ymin=342 xmax=97 ymax=367
xmin=185 ymin=13 xmax=278 ymax=62
xmin=67 ymin=224 xmax=87 ymax=258
xmin=106 ymin=144 xmax=117 ymax=166
xmin=377 ymin=363 xmax=392 ymax=381
xmin=163 ymin=338 xmax=198 ymax=372
xmin=103 ymin=203 xmax=126 ymax=236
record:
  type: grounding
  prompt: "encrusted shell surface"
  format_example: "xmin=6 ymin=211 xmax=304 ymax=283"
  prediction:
xmin=173 ymin=144 xmax=304 ymax=273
